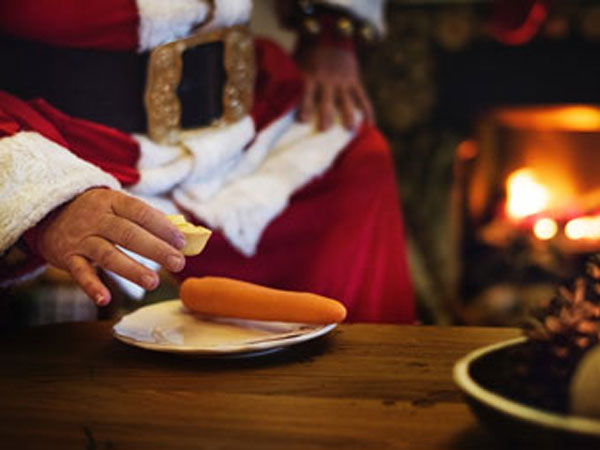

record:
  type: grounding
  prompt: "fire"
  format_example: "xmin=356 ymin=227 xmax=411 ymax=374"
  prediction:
xmin=565 ymin=216 xmax=600 ymax=241
xmin=533 ymin=218 xmax=558 ymax=240
xmin=505 ymin=168 xmax=550 ymax=219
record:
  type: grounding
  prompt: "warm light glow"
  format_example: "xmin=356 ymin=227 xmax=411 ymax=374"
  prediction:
xmin=456 ymin=140 xmax=478 ymax=160
xmin=497 ymin=105 xmax=600 ymax=131
xmin=533 ymin=218 xmax=558 ymax=240
xmin=554 ymin=106 xmax=600 ymax=131
xmin=565 ymin=216 xmax=600 ymax=240
xmin=506 ymin=168 xmax=550 ymax=219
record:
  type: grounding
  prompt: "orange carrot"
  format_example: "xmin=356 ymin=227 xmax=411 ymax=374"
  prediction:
xmin=180 ymin=277 xmax=347 ymax=324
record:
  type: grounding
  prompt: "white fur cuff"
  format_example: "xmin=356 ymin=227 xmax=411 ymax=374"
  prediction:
xmin=0 ymin=131 xmax=120 ymax=254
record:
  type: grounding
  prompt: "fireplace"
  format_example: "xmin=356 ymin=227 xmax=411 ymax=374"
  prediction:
xmin=360 ymin=1 xmax=600 ymax=324
xmin=471 ymin=105 xmax=600 ymax=247
xmin=457 ymin=104 xmax=600 ymax=323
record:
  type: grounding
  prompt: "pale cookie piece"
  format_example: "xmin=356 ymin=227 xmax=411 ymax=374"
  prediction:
xmin=167 ymin=215 xmax=212 ymax=256
xmin=168 ymin=214 xmax=186 ymax=226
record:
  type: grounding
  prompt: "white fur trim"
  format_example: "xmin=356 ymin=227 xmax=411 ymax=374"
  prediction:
xmin=0 ymin=131 xmax=120 ymax=254
xmin=128 ymin=112 xmax=358 ymax=258
xmin=135 ymin=134 xmax=187 ymax=169
xmin=128 ymin=135 xmax=193 ymax=196
xmin=129 ymin=117 xmax=255 ymax=198
xmin=180 ymin=116 xmax=255 ymax=183
xmin=175 ymin=112 xmax=359 ymax=256
xmin=136 ymin=0 xmax=253 ymax=51
xmin=202 ymin=0 xmax=253 ymax=32
xmin=174 ymin=109 xmax=293 ymax=205
xmin=136 ymin=0 xmax=212 ymax=51
xmin=315 ymin=0 xmax=386 ymax=34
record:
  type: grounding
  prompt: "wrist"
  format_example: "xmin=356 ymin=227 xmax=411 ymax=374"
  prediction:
xmin=24 ymin=203 xmax=65 ymax=259
xmin=291 ymin=2 xmax=378 ymax=52
xmin=299 ymin=12 xmax=356 ymax=53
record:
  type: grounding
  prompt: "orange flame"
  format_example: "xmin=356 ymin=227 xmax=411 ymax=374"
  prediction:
xmin=505 ymin=168 xmax=550 ymax=219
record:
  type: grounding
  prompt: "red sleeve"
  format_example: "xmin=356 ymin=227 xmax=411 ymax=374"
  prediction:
xmin=0 ymin=90 xmax=139 ymax=282
xmin=0 ymin=91 xmax=140 ymax=186
xmin=0 ymin=0 xmax=139 ymax=51
xmin=0 ymin=109 xmax=21 ymax=138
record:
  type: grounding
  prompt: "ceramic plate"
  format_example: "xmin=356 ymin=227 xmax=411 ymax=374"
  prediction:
xmin=112 ymin=299 xmax=337 ymax=356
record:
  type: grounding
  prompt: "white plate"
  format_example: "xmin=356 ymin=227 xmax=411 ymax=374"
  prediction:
xmin=112 ymin=299 xmax=337 ymax=356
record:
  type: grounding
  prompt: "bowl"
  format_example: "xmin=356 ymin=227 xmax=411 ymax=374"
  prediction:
xmin=454 ymin=337 xmax=600 ymax=448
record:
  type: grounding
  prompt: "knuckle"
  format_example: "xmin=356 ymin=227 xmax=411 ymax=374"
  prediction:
xmin=70 ymin=263 xmax=87 ymax=280
xmin=133 ymin=204 xmax=152 ymax=226
xmin=119 ymin=227 xmax=137 ymax=247
xmin=96 ymin=216 xmax=113 ymax=236
xmin=98 ymin=248 xmax=116 ymax=268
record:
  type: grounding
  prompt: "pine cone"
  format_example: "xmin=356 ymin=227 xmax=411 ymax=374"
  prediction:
xmin=523 ymin=256 xmax=600 ymax=362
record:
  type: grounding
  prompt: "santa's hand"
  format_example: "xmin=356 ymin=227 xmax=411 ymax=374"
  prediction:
xmin=296 ymin=44 xmax=374 ymax=131
xmin=36 ymin=188 xmax=186 ymax=306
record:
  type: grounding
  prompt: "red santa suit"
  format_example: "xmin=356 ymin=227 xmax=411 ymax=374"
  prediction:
xmin=0 ymin=0 xmax=414 ymax=323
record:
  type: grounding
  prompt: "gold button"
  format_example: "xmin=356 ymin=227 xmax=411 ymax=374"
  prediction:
xmin=303 ymin=17 xmax=321 ymax=35
xmin=336 ymin=18 xmax=354 ymax=38
xmin=359 ymin=24 xmax=376 ymax=42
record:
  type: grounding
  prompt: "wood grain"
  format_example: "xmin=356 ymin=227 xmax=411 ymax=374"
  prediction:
xmin=0 ymin=322 xmax=520 ymax=449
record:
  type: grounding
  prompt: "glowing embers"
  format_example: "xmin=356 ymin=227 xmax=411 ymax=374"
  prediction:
xmin=565 ymin=216 xmax=600 ymax=241
xmin=533 ymin=217 xmax=558 ymax=241
xmin=504 ymin=166 xmax=600 ymax=244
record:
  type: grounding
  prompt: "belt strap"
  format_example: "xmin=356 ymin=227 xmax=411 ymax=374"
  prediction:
xmin=0 ymin=35 xmax=225 ymax=134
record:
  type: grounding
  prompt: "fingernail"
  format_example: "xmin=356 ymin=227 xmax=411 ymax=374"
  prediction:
xmin=173 ymin=232 xmax=186 ymax=249
xmin=95 ymin=293 xmax=109 ymax=306
xmin=167 ymin=255 xmax=184 ymax=272
xmin=142 ymin=274 xmax=158 ymax=290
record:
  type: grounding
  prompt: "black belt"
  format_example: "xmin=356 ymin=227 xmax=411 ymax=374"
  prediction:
xmin=0 ymin=35 xmax=225 ymax=134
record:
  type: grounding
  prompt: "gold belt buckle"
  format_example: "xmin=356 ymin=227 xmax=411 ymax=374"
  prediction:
xmin=144 ymin=25 xmax=255 ymax=145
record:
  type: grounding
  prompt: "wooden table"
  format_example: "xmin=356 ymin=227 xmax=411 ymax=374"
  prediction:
xmin=0 ymin=322 xmax=520 ymax=449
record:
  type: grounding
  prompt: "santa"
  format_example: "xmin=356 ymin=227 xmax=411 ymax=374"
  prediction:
xmin=0 ymin=0 xmax=414 ymax=323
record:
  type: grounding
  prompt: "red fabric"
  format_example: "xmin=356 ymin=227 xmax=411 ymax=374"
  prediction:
xmin=491 ymin=0 xmax=549 ymax=45
xmin=0 ymin=92 xmax=68 ymax=145
xmin=182 ymin=39 xmax=415 ymax=323
xmin=0 ymin=0 xmax=139 ymax=51
xmin=0 ymin=92 xmax=140 ymax=186
xmin=179 ymin=122 xmax=415 ymax=324
xmin=0 ymin=14 xmax=415 ymax=321
xmin=251 ymin=39 xmax=304 ymax=131
xmin=28 ymin=100 xmax=141 ymax=186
